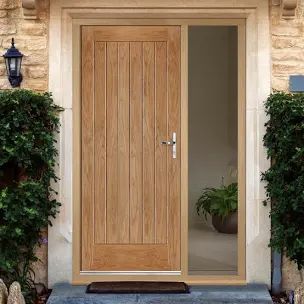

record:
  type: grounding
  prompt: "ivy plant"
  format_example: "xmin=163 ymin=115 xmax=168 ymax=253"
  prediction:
xmin=0 ymin=89 xmax=62 ymax=302
xmin=262 ymin=92 xmax=304 ymax=271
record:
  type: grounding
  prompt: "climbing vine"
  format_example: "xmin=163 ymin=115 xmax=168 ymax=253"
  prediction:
xmin=262 ymin=92 xmax=304 ymax=270
xmin=0 ymin=89 xmax=62 ymax=302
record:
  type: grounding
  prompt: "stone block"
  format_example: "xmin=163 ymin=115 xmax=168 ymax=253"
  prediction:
xmin=0 ymin=19 xmax=16 ymax=35
xmin=22 ymin=51 xmax=47 ymax=66
xmin=272 ymin=37 xmax=296 ymax=49
xmin=0 ymin=78 xmax=11 ymax=89
xmin=27 ymin=66 xmax=47 ymax=79
xmin=0 ymin=279 xmax=8 ymax=304
xmin=2 ymin=36 xmax=25 ymax=49
xmin=272 ymin=24 xmax=302 ymax=37
xmin=22 ymin=79 xmax=48 ymax=91
xmin=27 ymin=37 xmax=47 ymax=50
xmin=0 ymin=10 xmax=6 ymax=18
xmin=272 ymin=77 xmax=289 ymax=91
xmin=0 ymin=0 xmax=19 ymax=10
xmin=273 ymin=62 xmax=304 ymax=75
xmin=294 ymin=282 xmax=304 ymax=304
xmin=7 ymin=282 xmax=25 ymax=304
xmin=282 ymin=255 xmax=303 ymax=291
xmin=0 ymin=65 xmax=6 ymax=76
xmin=7 ymin=8 xmax=23 ymax=18
xmin=20 ymin=22 xmax=46 ymax=36
xmin=272 ymin=49 xmax=304 ymax=61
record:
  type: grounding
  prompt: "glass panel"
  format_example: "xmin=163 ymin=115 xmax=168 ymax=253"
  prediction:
xmin=188 ymin=26 xmax=238 ymax=276
xmin=9 ymin=58 xmax=17 ymax=74
xmin=4 ymin=58 xmax=9 ymax=76
xmin=16 ymin=57 xmax=22 ymax=76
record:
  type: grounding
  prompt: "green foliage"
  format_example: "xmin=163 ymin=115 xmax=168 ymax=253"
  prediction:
xmin=196 ymin=183 xmax=238 ymax=219
xmin=0 ymin=89 xmax=62 ymax=302
xmin=262 ymin=92 xmax=304 ymax=271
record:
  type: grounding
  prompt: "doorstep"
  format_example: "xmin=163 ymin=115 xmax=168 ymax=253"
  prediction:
xmin=47 ymin=283 xmax=273 ymax=304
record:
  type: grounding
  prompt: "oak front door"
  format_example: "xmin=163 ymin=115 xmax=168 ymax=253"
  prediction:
xmin=81 ymin=26 xmax=181 ymax=271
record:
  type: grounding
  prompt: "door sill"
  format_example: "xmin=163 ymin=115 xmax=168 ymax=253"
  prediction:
xmin=80 ymin=271 xmax=181 ymax=276
xmin=73 ymin=272 xmax=246 ymax=285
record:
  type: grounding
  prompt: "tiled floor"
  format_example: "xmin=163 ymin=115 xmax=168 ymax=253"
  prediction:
xmin=188 ymin=223 xmax=237 ymax=275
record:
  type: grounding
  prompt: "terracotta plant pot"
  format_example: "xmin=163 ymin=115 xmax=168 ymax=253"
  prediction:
xmin=212 ymin=212 xmax=238 ymax=234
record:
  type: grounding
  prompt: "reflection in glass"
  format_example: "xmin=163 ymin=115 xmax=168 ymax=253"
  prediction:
xmin=188 ymin=26 xmax=238 ymax=275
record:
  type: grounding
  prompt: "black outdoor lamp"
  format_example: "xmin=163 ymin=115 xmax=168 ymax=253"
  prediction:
xmin=3 ymin=38 xmax=23 ymax=87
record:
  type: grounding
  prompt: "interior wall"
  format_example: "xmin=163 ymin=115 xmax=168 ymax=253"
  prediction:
xmin=188 ymin=26 xmax=238 ymax=226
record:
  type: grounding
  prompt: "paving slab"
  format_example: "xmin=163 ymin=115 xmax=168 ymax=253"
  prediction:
xmin=47 ymin=283 xmax=273 ymax=304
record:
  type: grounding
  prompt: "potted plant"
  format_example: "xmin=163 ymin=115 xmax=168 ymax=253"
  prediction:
xmin=196 ymin=182 xmax=238 ymax=234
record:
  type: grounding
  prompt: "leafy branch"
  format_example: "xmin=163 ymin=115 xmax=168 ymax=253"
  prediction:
xmin=262 ymin=92 xmax=304 ymax=271
xmin=0 ymin=89 xmax=62 ymax=303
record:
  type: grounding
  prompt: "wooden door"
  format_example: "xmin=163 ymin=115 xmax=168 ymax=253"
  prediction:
xmin=81 ymin=26 xmax=181 ymax=271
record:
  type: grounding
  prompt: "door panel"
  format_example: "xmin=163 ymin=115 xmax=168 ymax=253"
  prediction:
xmin=81 ymin=26 xmax=181 ymax=271
xmin=129 ymin=42 xmax=143 ymax=244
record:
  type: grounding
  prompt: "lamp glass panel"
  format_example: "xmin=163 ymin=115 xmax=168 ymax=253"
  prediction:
xmin=4 ymin=58 xmax=9 ymax=76
xmin=10 ymin=58 xmax=17 ymax=72
xmin=9 ymin=58 xmax=17 ymax=74
xmin=16 ymin=57 xmax=22 ymax=75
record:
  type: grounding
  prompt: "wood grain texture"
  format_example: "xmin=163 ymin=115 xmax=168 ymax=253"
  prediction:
xmin=81 ymin=27 xmax=94 ymax=269
xmin=117 ymin=42 xmax=130 ymax=243
xmin=73 ymin=18 xmax=246 ymax=284
xmin=93 ymin=244 xmax=170 ymax=270
xmin=143 ymin=42 xmax=155 ymax=244
xmin=155 ymin=41 xmax=168 ymax=244
xmin=106 ymin=42 xmax=119 ymax=244
xmin=167 ymin=27 xmax=181 ymax=269
xmin=130 ymin=42 xmax=143 ymax=244
xmin=180 ymin=25 xmax=188 ymax=275
xmin=92 ymin=26 xmax=171 ymax=41
xmin=81 ymin=26 xmax=181 ymax=271
xmin=94 ymin=42 xmax=107 ymax=244
xmin=237 ymin=22 xmax=246 ymax=279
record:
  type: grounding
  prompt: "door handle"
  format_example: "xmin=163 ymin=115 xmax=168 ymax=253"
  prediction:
xmin=161 ymin=132 xmax=176 ymax=159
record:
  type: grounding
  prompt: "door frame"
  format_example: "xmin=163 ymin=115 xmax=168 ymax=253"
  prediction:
xmin=71 ymin=18 xmax=245 ymax=285
xmin=49 ymin=1 xmax=272 ymax=288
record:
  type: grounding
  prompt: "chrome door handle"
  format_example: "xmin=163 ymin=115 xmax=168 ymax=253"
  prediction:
xmin=161 ymin=132 xmax=176 ymax=159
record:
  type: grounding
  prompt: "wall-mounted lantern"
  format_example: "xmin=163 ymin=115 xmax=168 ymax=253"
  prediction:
xmin=3 ymin=38 xmax=23 ymax=88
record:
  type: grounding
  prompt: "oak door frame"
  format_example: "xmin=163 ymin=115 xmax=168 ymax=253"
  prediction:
xmin=72 ymin=19 xmax=246 ymax=285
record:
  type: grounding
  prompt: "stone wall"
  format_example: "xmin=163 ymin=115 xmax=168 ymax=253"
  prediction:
xmin=0 ymin=0 xmax=303 ymax=292
xmin=271 ymin=0 xmax=304 ymax=291
xmin=0 ymin=0 xmax=48 ymax=91
xmin=272 ymin=0 xmax=304 ymax=92
xmin=0 ymin=0 xmax=49 ymax=287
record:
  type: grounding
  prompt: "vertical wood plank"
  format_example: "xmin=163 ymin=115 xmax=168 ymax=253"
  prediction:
xmin=94 ymin=42 xmax=107 ymax=244
xmin=81 ymin=26 xmax=181 ymax=271
xmin=117 ymin=42 xmax=130 ymax=243
xmin=167 ymin=28 xmax=181 ymax=269
xmin=106 ymin=42 xmax=119 ymax=243
xmin=130 ymin=42 xmax=143 ymax=244
xmin=237 ymin=22 xmax=246 ymax=279
xmin=155 ymin=42 xmax=168 ymax=244
xmin=143 ymin=42 xmax=155 ymax=244
xmin=81 ymin=28 xmax=94 ymax=269
xmin=180 ymin=24 xmax=189 ymax=275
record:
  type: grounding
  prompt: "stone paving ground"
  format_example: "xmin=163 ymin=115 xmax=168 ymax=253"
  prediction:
xmin=47 ymin=283 xmax=273 ymax=304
